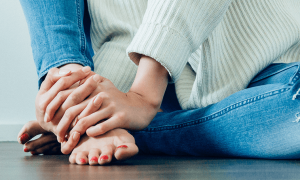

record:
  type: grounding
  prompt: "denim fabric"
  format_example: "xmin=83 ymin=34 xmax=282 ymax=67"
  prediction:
xmin=19 ymin=0 xmax=94 ymax=87
xmin=132 ymin=62 xmax=300 ymax=159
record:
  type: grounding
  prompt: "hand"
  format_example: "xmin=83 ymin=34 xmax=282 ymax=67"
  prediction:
xmin=65 ymin=75 xmax=159 ymax=139
xmin=58 ymin=56 xmax=169 ymax=143
xmin=35 ymin=64 xmax=93 ymax=135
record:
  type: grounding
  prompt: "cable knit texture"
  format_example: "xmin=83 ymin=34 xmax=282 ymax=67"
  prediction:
xmin=89 ymin=0 xmax=300 ymax=109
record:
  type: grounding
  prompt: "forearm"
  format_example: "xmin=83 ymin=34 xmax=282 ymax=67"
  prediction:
xmin=129 ymin=56 xmax=168 ymax=110
xmin=19 ymin=0 xmax=94 ymax=87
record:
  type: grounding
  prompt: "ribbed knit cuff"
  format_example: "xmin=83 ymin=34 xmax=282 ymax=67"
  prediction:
xmin=127 ymin=23 xmax=191 ymax=83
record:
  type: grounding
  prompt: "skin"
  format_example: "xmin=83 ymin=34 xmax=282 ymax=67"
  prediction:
xmin=18 ymin=56 xmax=168 ymax=165
xmin=18 ymin=120 xmax=138 ymax=164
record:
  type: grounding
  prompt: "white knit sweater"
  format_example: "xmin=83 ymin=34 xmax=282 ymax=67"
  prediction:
xmin=88 ymin=0 xmax=300 ymax=109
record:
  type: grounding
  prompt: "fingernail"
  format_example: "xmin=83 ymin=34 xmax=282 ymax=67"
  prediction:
xmin=24 ymin=147 xmax=29 ymax=152
xmin=73 ymin=132 xmax=80 ymax=141
xmin=93 ymin=95 xmax=101 ymax=106
xmin=20 ymin=133 xmax=30 ymax=144
xmin=117 ymin=145 xmax=128 ymax=149
xmin=93 ymin=74 xmax=101 ymax=83
xmin=80 ymin=158 xmax=86 ymax=164
xmin=90 ymin=156 xmax=98 ymax=162
xmin=59 ymin=69 xmax=71 ymax=75
xmin=82 ymin=66 xmax=91 ymax=74
xmin=44 ymin=113 xmax=49 ymax=122
xmin=100 ymin=155 xmax=109 ymax=161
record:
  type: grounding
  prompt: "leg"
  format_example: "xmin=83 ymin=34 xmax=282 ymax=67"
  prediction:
xmin=131 ymin=62 xmax=300 ymax=159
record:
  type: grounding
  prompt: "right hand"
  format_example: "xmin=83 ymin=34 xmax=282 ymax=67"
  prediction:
xmin=35 ymin=64 xmax=93 ymax=135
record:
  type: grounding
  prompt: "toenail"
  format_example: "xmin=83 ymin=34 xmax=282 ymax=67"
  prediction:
xmin=24 ymin=147 xmax=29 ymax=152
xmin=100 ymin=155 xmax=109 ymax=161
xmin=117 ymin=145 xmax=128 ymax=149
xmin=31 ymin=151 xmax=37 ymax=155
xmin=80 ymin=158 xmax=86 ymax=163
xmin=90 ymin=156 xmax=98 ymax=162
xmin=20 ymin=133 xmax=30 ymax=144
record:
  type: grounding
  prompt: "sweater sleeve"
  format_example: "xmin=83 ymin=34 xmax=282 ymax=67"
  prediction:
xmin=126 ymin=0 xmax=232 ymax=83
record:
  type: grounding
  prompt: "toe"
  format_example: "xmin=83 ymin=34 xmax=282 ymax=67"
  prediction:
xmin=88 ymin=148 xmax=100 ymax=166
xmin=114 ymin=143 xmax=139 ymax=161
xmin=69 ymin=153 xmax=77 ymax=164
xmin=76 ymin=151 xmax=89 ymax=165
xmin=18 ymin=120 xmax=47 ymax=144
xmin=24 ymin=133 xmax=57 ymax=152
xmin=99 ymin=145 xmax=114 ymax=165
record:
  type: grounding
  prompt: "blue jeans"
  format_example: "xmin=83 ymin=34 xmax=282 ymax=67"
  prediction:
xmin=132 ymin=62 xmax=300 ymax=159
xmin=20 ymin=0 xmax=300 ymax=159
xmin=20 ymin=0 xmax=94 ymax=87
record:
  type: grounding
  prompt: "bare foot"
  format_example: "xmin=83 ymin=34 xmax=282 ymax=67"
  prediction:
xmin=18 ymin=121 xmax=61 ymax=155
xmin=69 ymin=129 xmax=138 ymax=165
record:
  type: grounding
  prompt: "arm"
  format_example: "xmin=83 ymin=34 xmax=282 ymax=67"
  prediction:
xmin=18 ymin=0 xmax=95 ymax=147
xmin=19 ymin=0 xmax=94 ymax=87
xmin=127 ymin=0 xmax=233 ymax=83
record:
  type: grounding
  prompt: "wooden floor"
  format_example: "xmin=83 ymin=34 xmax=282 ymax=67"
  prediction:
xmin=1 ymin=142 xmax=300 ymax=180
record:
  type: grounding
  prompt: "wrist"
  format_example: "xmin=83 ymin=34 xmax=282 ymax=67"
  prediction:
xmin=129 ymin=55 xmax=168 ymax=109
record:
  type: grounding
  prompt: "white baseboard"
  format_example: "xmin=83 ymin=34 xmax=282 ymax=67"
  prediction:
xmin=0 ymin=124 xmax=24 ymax=141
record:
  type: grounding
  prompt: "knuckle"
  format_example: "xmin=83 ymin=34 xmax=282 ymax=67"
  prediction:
xmin=69 ymin=94 xmax=81 ymax=103
xmin=77 ymin=119 xmax=88 ymax=129
xmin=48 ymin=68 xmax=57 ymax=76
xmin=57 ymin=91 xmax=65 ymax=100
xmin=97 ymin=124 xmax=106 ymax=134
xmin=37 ymin=101 xmax=47 ymax=113
xmin=64 ymin=109 xmax=74 ymax=120
xmin=117 ymin=112 xmax=126 ymax=120
xmin=57 ymin=78 xmax=68 ymax=88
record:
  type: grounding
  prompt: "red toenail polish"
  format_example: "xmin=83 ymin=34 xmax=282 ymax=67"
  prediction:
xmin=117 ymin=145 xmax=128 ymax=149
xmin=20 ymin=134 xmax=30 ymax=144
xmin=90 ymin=157 xmax=98 ymax=162
xmin=80 ymin=159 xmax=86 ymax=163
xmin=100 ymin=155 xmax=109 ymax=161
xmin=24 ymin=148 xmax=29 ymax=152
xmin=31 ymin=151 xmax=36 ymax=155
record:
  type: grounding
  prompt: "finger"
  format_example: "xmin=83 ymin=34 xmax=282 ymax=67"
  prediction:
xmin=77 ymin=93 xmax=103 ymax=120
xmin=61 ymin=132 xmax=81 ymax=155
xmin=44 ymin=89 xmax=74 ymax=122
xmin=55 ymin=74 xmax=102 ymax=122
xmin=40 ymin=68 xmax=72 ymax=92
xmin=18 ymin=121 xmax=47 ymax=144
xmin=24 ymin=133 xmax=57 ymax=151
xmin=86 ymin=115 xmax=122 ymax=137
xmin=55 ymin=102 xmax=87 ymax=143
xmin=69 ymin=108 xmax=111 ymax=138
xmin=40 ymin=66 xmax=91 ymax=113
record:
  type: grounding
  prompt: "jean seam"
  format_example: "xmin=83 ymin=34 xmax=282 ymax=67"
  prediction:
xmin=251 ymin=63 xmax=299 ymax=84
xmin=288 ymin=63 xmax=300 ymax=85
xmin=142 ymin=87 xmax=291 ymax=132
xmin=75 ymin=0 xmax=86 ymax=57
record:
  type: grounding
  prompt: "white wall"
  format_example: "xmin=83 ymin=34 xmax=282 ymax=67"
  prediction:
xmin=0 ymin=1 xmax=38 ymax=141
